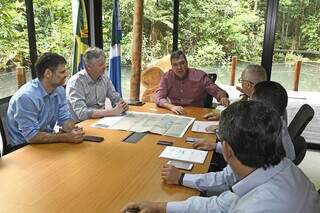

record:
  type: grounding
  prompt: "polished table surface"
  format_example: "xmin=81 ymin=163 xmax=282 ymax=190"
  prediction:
xmin=0 ymin=103 xmax=216 ymax=213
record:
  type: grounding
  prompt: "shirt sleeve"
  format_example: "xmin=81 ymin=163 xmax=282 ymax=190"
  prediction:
xmin=14 ymin=95 xmax=40 ymax=142
xmin=105 ymin=77 xmax=122 ymax=106
xmin=203 ymin=74 xmax=228 ymax=101
xmin=57 ymin=87 xmax=71 ymax=126
xmin=182 ymin=165 xmax=238 ymax=193
xmin=66 ymin=79 xmax=93 ymax=121
xmin=154 ymin=76 xmax=170 ymax=107
xmin=166 ymin=190 xmax=237 ymax=213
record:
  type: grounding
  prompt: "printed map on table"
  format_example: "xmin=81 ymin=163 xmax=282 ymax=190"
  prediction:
xmin=92 ymin=111 xmax=195 ymax=138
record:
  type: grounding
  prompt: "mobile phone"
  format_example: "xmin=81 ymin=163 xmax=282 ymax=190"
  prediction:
xmin=167 ymin=160 xmax=193 ymax=170
xmin=157 ymin=141 xmax=173 ymax=146
xmin=185 ymin=137 xmax=199 ymax=144
xmin=127 ymin=100 xmax=145 ymax=106
xmin=83 ymin=135 xmax=104 ymax=142
xmin=125 ymin=208 xmax=140 ymax=213
xmin=122 ymin=132 xmax=146 ymax=143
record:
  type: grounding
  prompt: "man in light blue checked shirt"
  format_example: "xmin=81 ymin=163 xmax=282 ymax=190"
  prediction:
xmin=7 ymin=53 xmax=84 ymax=150
xmin=66 ymin=47 xmax=128 ymax=123
xmin=121 ymin=101 xmax=320 ymax=212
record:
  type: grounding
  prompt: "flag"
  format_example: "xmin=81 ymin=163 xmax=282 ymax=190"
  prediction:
xmin=108 ymin=0 xmax=122 ymax=96
xmin=72 ymin=0 xmax=89 ymax=75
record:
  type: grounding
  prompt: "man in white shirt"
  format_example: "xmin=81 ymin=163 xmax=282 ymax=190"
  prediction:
xmin=121 ymin=101 xmax=320 ymax=213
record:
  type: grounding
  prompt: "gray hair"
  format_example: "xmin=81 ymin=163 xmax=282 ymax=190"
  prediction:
xmin=243 ymin=64 xmax=267 ymax=84
xmin=83 ymin=47 xmax=106 ymax=66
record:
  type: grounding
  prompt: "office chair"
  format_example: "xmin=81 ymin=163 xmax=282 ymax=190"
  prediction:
xmin=0 ymin=99 xmax=10 ymax=155
xmin=288 ymin=104 xmax=315 ymax=165
xmin=292 ymin=136 xmax=307 ymax=165
xmin=204 ymin=73 xmax=217 ymax=108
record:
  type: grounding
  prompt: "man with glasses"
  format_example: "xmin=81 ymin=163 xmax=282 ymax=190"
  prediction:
xmin=66 ymin=47 xmax=128 ymax=122
xmin=154 ymin=50 xmax=230 ymax=115
xmin=6 ymin=53 xmax=84 ymax=150
xmin=203 ymin=64 xmax=266 ymax=121
xmin=237 ymin=64 xmax=266 ymax=101
xmin=121 ymin=101 xmax=320 ymax=212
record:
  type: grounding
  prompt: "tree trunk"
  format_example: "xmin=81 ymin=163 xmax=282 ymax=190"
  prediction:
xmin=130 ymin=0 xmax=144 ymax=101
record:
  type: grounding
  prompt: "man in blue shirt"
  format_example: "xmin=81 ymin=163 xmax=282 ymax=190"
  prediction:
xmin=6 ymin=53 xmax=84 ymax=149
xmin=121 ymin=101 xmax=320 ymax=212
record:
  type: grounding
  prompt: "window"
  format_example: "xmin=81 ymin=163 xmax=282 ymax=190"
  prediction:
xmin=0 ymin=0 xmax=31 ymax=98
xmin=180 ymin=1 xmax=267 ymax=85
xmin=272 ymin=0 xmax=320 ymax=92
xmin=33 ymin=0 xmax=73 ymax=75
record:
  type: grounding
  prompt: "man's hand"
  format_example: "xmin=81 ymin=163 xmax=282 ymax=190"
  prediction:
xmin=193 ymin=139 xmax=216 ymax=151
xmin=203 ymin=112 xmax=220 ymax=121
xmin=170 ymin=105 xmax=185 ymax=115
xmin=62 ymin=120 xmax=77 ymax=133
xmin=112 ymin=101 xmax=129 ymax=115
xmin=161 ymin=164 xmax=182 ymax=185
xmin=219 ymin=97 xmax=230 ymax=107
xmin=121 ymin=201 xmax=166 ymax=213
xmin=65 ymin=128 xmax=84 ymax=143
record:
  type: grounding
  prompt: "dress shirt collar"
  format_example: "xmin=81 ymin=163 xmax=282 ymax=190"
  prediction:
xmin=232 ymin=158 xmax=289 ymax=197
xmin=82 ymin=69 xmax=102 ymax=84
xmin=35 ymin=78 xmax=58 ymax=98
xmin=173 ymin=68 xmax=190 ymax=80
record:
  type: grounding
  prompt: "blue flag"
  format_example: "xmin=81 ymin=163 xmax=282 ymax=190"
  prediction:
xmin=108 ymin=0 xmax=122 ymax=96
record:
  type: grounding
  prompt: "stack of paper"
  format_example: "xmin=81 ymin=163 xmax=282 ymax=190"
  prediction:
xmin=159 ymin=146 xmax=208 ymax=164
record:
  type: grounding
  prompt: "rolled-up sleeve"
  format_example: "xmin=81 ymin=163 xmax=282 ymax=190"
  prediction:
xmin=203 ymin=75 xmax=228 ymax=101
xmin=57 ymin=88 xmax=71 ymax=126
xmin=66 ymin=80 xmax=93 ymax=121
xmin=154 ymin=77 xmax=169 ymax=107
xmin=182 ymin=165 xmax=238 ymax=193
xmin=14 ymin=95 xmax=40 ymax=142
xmin=167 ymin=191 xmax=236 ymax=213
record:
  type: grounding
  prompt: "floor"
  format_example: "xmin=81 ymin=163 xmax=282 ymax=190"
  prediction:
xmin=221 ymin=85 xmax=320 ymax=190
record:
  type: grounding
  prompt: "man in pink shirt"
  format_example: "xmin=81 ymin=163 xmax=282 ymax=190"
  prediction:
xmin=154 ymin=50 xmax=230 ymax=114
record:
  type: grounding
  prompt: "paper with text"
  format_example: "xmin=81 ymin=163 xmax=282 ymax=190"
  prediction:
xmin=159 ymin=146 xmax=208 ymax=164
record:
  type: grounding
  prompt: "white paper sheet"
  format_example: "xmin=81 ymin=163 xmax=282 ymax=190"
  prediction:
xmin=191 ymin=121 xmax=219 ymax=133
xmin=159 ymin=146 xmax=208 ymax=164
xmin=91 ymin=116 xmax=124 ymax=129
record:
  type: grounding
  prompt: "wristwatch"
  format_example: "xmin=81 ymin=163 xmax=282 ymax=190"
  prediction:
xmin=178 ymin=172 xmax=185 ymax=185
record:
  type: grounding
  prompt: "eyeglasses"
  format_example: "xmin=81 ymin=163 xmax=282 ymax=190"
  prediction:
xmin=238 ymin=77 xmax=253 ymax=84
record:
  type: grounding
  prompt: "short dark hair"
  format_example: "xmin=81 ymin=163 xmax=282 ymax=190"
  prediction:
xmin=252 ymin=81 xmax=288 ymax=116
xmin=35 ymin=52 xmax=67 ymax=80
xmin=219 ymin=101 xmax=285 ymax=169
xmin=170 ymin=50 xmax=187 ymax=63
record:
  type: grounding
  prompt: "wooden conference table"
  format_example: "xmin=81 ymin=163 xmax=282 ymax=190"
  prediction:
xmin=0 ymin=103 xmax=216 ymax=213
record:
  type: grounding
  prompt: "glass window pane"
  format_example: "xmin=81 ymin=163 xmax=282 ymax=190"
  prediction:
xmin=0 ymin=0 xmax=32 ymax=99
xmin=180 ymin=1 xmax=267 ymax=85
xmin=33 ymin=0 xmax=73 ymax=75
xmin=272 ymin=0 xmax=320 ymax=92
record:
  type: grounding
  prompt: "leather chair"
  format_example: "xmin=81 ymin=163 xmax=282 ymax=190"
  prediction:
xmin=288 ymin=104 xmax=315 ymax=165
xmin=0 ymin=97 xmax=10 ymax=156
xmin=204 ymin=73 xmax=217 ymax=108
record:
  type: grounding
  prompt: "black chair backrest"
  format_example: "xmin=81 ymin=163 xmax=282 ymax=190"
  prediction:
xmin=288 ymin=104 xmax=314 ymax=141
xmin=292 ymin=135 xmax=307 ymax=165
xmin=0 ymin=98 xmax=10 ymax=155
xmin=204 ymin=73 xmax=217 ymax=108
